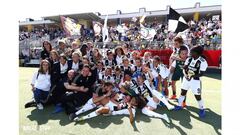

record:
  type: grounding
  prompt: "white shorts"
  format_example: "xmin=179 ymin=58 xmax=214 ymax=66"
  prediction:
xmin=181 ymin=77 xmax=202 ymax=95
xmin=146 ymin=97 xmax=158 ymax=109
xmin=105 ymin=101 xmax=118 ymax=111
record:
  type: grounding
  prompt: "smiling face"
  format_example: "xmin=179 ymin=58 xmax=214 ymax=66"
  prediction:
xmin=72 ymin=43 xmax=78 ymax=50
xmin=105 ymin=68 xmax=112 ymax=76
xmin=82 ymin=67 xmax=90 ymax=77
xmin=116 ymin=48 xmax=122 ymax=56
xmin=42 ymin=61 xmax=49 ymax=72
xmin=142 ymin=65 xmax=149 ymax=73
xmin=144 ymin=52 xmax=151 ymax=60
xmin=179 ymin=50 xmax=188 ymax=60
xmin=115 ymin=70 xmax=121 ymax=76
xmin=137 ymin=76 xmax=144 ymax=85
xmin=108 ymin=53 xmax=114 ymax=60
xmin=44 ymin=42 xmax=51 ymax=52
xmin=60 ymin=56 xmax=67 ymax=65
xmin=50 ymin=52 xmax=58 ymax=60
xmin=174 ymin=41 xmax=180 ymax=48
xmin=93 ymin=49 xmax=99 ymax=57
xmin=59 ymin=42 xmax=65 ymax=50
xmin=82 ymin=59 xmax=89 ymax=65
xmin=135 ymin=59 xmax=142 ymax=67
xmin=132 ymin=52 xmax=138 ymax=59
xmin=97 ymin=62 xmax=103 ymax=70
xmin=123 ymin=59 xmax=129 ymax=67
xmin=124 ymin=74 xmax=131 ymax=81
xmin=68 ymin=70 xmax=75 ymax=80
xmin=72 ymin=53 xmax=80 ymax=63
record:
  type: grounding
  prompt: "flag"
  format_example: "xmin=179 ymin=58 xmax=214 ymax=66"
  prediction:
xmin=92 ymin=21 xmax=102 ymax=36
xmin=60 ymin=16 xmax=81 ymax=36
xmin=131 ymin=17 xmax=138 ymax=22
xmin=116 ymin=23 xmax=129 ymax=35
xmin=140 ymin=26 xmax=156 ymax=41
xmin=102 ymin=15 xmax=109 ymax=43
xmin=168 ymin=7 xmax=189 ymax=33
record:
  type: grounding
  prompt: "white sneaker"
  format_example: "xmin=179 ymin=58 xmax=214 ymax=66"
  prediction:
xmin=162 ymin=114 xmax=170 ymax=123
xmin=74 ymin=117 xmax=84 ymax=122
xmin=167 ymin=104 xmax=175 ymax=111
xmin=37 ymin=103 xmax=43 ymax=110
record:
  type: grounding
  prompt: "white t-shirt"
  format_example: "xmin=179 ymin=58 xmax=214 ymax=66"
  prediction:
xmin=72 ymin=62 xmax=79 ymax=72
xmin=31 ymin=72 xmax=51 ymax=91
xmin=171 ymin=60 xmax=177 ymax=68
xmin=172 ymin=44 xmax=190 ymax=56
xmin=60 ymin=63 xmax=68 ymax=74
xmin=98 ymin=73 xmax=115 ymax=83
xmin=158 ymin=64 xmax=170 ymax=79
xmin=151 ymin=67 xmax=159 ymax=78
xmin=116 ymin=55 xmax=123 ymax=65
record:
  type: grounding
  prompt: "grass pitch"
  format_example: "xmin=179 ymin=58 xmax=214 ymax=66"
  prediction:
xmin=19 ymin=67 xmax=221 ymax=135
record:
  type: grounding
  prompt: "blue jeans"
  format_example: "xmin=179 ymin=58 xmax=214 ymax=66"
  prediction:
xmin=33 ymin=88 xmax=49 ymax=104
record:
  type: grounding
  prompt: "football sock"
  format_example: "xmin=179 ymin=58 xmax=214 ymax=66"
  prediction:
xmin=75 ymin=98 xmax=96 ymax=115
xmin=111 ymin=109 xmax=130 ymax=116
xmin=198 ymin=99 xmax=204 ymax=110
xmin=142 ymin=108 xmax=165 ymax=119
xmin=178 ymin=95 xmax=185 ymax=106
xmin=82 ymin=111 xmax=98 ymax=120
xmin=168 ymin=73 xmax=173 ymax=82
xmin=152 ymin=90 xmax=172 ymax=109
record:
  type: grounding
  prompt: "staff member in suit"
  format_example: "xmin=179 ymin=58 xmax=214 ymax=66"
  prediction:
xmin=52 ymin=69 xmax=77 ymax=113
xmin=61 ymin=65 xmax=96 ymax=114
xmin=67 ymin=51 xmax=82 ymax=73
xmin=50 ymin=54 xmax=69 ymax=105
xmin=51 ymin=53 xmax=69 ymax=84
xmin=47 ymin=50 xmax=59 ymax=68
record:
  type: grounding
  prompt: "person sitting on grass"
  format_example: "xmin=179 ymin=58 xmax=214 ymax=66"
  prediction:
xmin=51 ymin=69 xmax=77 ymax=114
xmin=71 ymin=81 xmax=146 ymax=125
xmin=69 ymin=82 xmax=114 ymax=121
xmin=30 ymin=59 xmax=51 ymax=110
xmin=61 ymin=65 xmax=96 ymax=114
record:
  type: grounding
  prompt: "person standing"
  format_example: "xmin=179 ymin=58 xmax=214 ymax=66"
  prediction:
xmin=174 ymin=46 xmax=208 ymax=118
xmin=40 ymin=41 xmax=52 ymax=60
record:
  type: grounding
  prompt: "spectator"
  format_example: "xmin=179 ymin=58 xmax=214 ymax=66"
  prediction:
xmin=21 ymin=46 xmax=30 ymax=66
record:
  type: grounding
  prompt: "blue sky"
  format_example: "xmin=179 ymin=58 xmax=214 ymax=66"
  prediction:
xmin=18 ymin=0 xmax=221 ymax=21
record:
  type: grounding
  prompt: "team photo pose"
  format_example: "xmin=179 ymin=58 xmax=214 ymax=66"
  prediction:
xmin=174 ymin=46 xmax=208 ymax=118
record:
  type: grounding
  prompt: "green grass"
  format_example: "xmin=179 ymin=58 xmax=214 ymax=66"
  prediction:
xmin=19 ymin=67 xmax=221 ymax=135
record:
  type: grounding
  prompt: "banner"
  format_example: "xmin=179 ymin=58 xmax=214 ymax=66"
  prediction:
xmin=60 ymin=16 xmax=81 ymax=36
xmin=93 ymin=21 xmax=102 ymax=36
xmin=140 ymin=27 xmax=156 ymax=41
xmin=102 ymin=15 xmax=109 ymax=43
xmin=168 ymin=7 xmax=189 ymax=33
